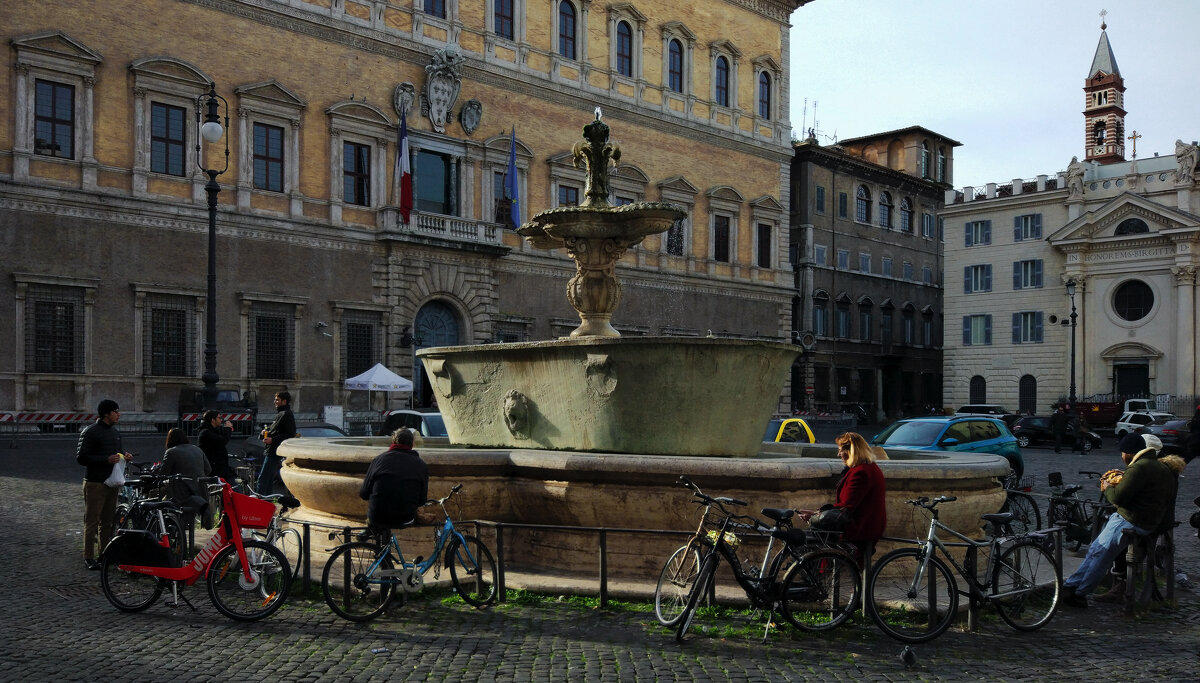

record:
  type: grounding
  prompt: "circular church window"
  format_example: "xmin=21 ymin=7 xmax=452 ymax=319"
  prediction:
xmin=1113 ymin=280 xmax=1153 ymax=322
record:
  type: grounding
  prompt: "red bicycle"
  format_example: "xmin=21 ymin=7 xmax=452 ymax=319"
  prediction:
xmin=100 ymin=477 xmax=292 ymax=621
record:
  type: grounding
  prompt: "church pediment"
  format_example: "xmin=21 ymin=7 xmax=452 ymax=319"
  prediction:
xmin=1048 ymin=192 xmax=1199 ymax=242
xmin=705 ymin=185 xmax=744 ymax=203
xmin=12 ymin=30 xmax=103 ymax=64
xmin=749 ymin=195 xmax=784 ymax=212
xmin=234 ymin=80 xmax=307 ymax=108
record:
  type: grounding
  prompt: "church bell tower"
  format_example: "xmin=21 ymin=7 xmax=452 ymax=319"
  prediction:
xmin=1083 ymin=12 xmax=1126 ymax=164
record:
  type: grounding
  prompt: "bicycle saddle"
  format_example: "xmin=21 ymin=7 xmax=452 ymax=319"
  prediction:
xmin=136 ymin=500 xmax=183 ymax=512
xmin=1062 ymin=485 xmax=1083 ymax=496
xmin=760 ymin=508 xmax=795 ymax=524
xmin=979 ymin=512 xmax=1015 ymax=525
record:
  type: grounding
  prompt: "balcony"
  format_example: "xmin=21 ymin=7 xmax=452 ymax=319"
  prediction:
xmin=377 ymin=208 xmax=506 ymax=251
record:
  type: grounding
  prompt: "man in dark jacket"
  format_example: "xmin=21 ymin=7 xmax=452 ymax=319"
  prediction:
xmin=76 ymin=399 xmax=127 ymax=570
xmin=1050 ymin=406 xmax=1069 ymax=454
xmin=359 ymin=428 xmax=429 ymax=537
xmin=257 ymin=391 xmax=296 ymax=495
xmin=197 ymin=410 xmax=236 ymax=483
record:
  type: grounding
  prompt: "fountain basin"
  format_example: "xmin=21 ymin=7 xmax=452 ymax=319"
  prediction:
xmin=418 ymin=337 xmax=798 ymax=457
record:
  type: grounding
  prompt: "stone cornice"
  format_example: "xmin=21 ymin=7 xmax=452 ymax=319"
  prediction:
xmin=793 ymin=143 xmax=946 ymax=200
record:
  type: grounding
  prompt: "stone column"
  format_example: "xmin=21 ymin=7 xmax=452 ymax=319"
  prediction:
xmin=1174 ymin=266 xmax=1197 ymax=396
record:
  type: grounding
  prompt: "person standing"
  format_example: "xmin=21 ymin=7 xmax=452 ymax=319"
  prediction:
xmin=197 ymin=410 xmax=236 ymax=483
xmin=159 ymin=428 xmax=212 ymax=533
xmin=1050 ymin=406 xmax=1069 ymax=454
xmin=76 ymin=399 xmax=127 ymax=570
xmin=1186 ymin=405 xmax=1200 ymax=463
xmin=360 ymin=428 xmax=429 ymax=538
xmin=1072 ymin=413 xmax=1091 ymax=453
xmin=257 ymin=391 xmax=296 ymax=495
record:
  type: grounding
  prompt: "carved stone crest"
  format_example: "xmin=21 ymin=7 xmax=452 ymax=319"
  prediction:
xmin=392 ymin=82 xmax=416 ymax=118
xmin=424 ymin=46 xmax=464 ymax=133
xmin=459 ymin=99 xmax=482 ymax=135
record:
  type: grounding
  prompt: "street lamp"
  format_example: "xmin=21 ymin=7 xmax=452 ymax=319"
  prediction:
xmin=1066 ymin=278 xmax=1078 ymax=406
xmin=400 ymin=326 xmax=423 ymax=409
xmin=196 ymin=82 xmax=229 ymax=410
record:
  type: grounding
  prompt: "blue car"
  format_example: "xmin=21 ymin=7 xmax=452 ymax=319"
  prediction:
xmin=871 ymin=416 xmax=1024 ymax=478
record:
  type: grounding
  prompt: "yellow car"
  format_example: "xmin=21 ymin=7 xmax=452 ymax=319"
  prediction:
xmin=763 ymin=417 xmax=816 ymax=444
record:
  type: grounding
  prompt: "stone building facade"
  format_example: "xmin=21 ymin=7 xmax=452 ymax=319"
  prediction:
xmin=1 ymin=0 xmax=810 ymax=415
xmin=940 ymin=25 xmax=1200 ymax=412
xmin=790 ymin=126 xmax=956 ymax=420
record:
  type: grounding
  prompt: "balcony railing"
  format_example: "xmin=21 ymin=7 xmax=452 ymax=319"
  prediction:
xmin=379 ymin=207 xmax=504 ymax=246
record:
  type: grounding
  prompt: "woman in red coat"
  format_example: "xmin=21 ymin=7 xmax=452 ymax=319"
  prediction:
xmin=804 ymin=432 xmax=887 ymax=566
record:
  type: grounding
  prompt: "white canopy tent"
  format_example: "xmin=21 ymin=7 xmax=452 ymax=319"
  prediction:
xmin=344 ymin=363 xmax=413 ymax=410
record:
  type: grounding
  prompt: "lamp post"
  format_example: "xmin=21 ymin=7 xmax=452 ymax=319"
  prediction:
xmin=1066 ymin=278 xmax=1078 ymax=407
xmin=196 ymin=82 xmax=229 ymax=410
xmin=400 ymin=326 xmax=423 ymax=409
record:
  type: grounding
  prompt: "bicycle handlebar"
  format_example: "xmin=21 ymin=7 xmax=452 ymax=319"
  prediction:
xmin=904 ymin=495 xmax=958 ymax=509
xmin=676 ymin=475 xmax=747 ymax=509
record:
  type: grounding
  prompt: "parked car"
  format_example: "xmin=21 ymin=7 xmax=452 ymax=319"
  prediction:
xmin=1010 ymin=415 xmax=1102 ymax=451
xmin=243 ymin=422 xmax=349 ymax=460
xmin=1145 ymin=419 xmax=1191 ymax=459
xmin=763 ymin=417 xmax=815 ymax=444
xmin=1114 ymin=411 xmax=1175 ymax=438
xmin=954 ymin=404 xmax=1020 ymax=427
xmin=379 ymin=410 xmax=448 ymax=438
xmin=871 ymin=416 xmax=1024 ymax=477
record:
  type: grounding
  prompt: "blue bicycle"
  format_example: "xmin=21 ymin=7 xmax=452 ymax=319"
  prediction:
xmin=320 ymin=484 xmax=497 ymax=621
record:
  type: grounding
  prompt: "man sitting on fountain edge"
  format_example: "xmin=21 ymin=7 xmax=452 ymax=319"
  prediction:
xmin=360 ymin=428 xmax=429 ymax=540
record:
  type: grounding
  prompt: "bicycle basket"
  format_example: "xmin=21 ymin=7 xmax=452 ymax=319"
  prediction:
xmin=228 ymin=490 xmax=276 ymax=529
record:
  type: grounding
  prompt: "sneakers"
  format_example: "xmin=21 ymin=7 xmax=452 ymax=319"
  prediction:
xmin=1093 ymin=580 xmax=1127 ymax=604
xmin=85 ymin=559 xmax=101 ymax=571
xmin=1061 ymin=584 xmax=1088 ymax=608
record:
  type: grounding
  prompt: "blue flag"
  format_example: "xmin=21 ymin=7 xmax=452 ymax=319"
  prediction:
xmin=505 ymin=127 xmax=520 ymax=228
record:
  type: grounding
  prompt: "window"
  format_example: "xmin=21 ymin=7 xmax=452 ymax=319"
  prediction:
xmin=557 ymin=185 xmax=579 ymax=206
xmin=668 ymin=39 xmax=683 ymax=92
xmin=714 ymin=56 xmax=730 ymax=107
xmin=937 ymin=147 xmax=947 ymax=182
xmin=902 ymin=261 xmax=913 ymax=280
xmin=558 ymin=2 xmax=577 ymax=59
xmin=962 ymin=314 xmax=992 ymax=346
xmin=920 ymin=141 xmax=931 ymax=178
xmin=859 ymin=308 xmax=873 ymax=341
xmin=756 ymin=223 xmax=772 ymax=268
xmin=145 ymin=294 xmax=194 ymax=377
xmin=342 ymin=311 xmax=380 ymax=378
xmin=150 ymin=102 xmax=186 ymax=177
xmin=812 ymin=294 xmax=828 ymax=336
xmin=835 ymin=303 xmax=850 ymax=338
xmin=26 ymin=285 xmax=85 ymax=374
xmin=878 ymin=192 xmax=892 ymax=228
xmin=855 ymin=185 xmax=871 ymax=223
xmin=902 ymin=310 xmax=914 ymax=344
xmin=814 ymin=244 xmax=827 ymax=266
xmin=859 ymin=252 xmax=871 ymax=273
xmin=1013 ymin=260 xmax=1043 ymax=289
xmin=343 ymin=142 xmax=371 ymax=206
xmin=713 ymin=215 xmax=731 ymax=262
xmin=1096 ymin=91 xmax=1109 ymax=106
xmin=815 ymin=186 xmax=825 ymax=214
xmin=1115 ymin=218 xmax=1149 ymax=235
xmin=616 ymin=21 xmax=633 ymax=77
xmin=253 ymin=123 xmax=284 ymax=192
xmin=1094 ymin=121 xmax=1106 ymax=145
xmin=882 ymin=257 xmax=893 ymax=277
xmin=837 ymin=249 xmax=849 ymax=270
xmin=922 ymin=266 xmax=933 ymax=284
xmin=969 ymin=376 xmax=987 ymax=404
xmin=964 ymin=265 xmax=992 ymax=293
xmin=34 ymin=80 xmax=74 ymax=159
xmin=899 ymin=198 xmax=913 ymax=232
xmin=921 ymin=213 xmax=935 ymax=238
xmin=494 ymin=0 xmax=514 ymax=39
xmin=249 ymin=302 xmax=294 ymax=380
xmin=416 ymin=150 xmax=456 ymax=214
xmin=923 ymin=315 xmax=934 ymax=346
xmin=965 ymin=220 xmax=991 ymax=246
xmin=757 ymin=72 xmax=771 ymax=119
xmin=1013 ymin=214 xmax=1043 ymax=240
xmin=424 ymin=0 xmax=446 ymax=18
xmin=881 ymin=313 xmax=893 ymax=344
xmin=666 ymin=218 xmax=686 ymax=256
xmin=1018 ymin=375 xmax=1038 ymax=414
xmin=1012 ymin=312 xmax=1044 ymax=344
xmin=1113 ymin=280 xmax=1154 ymax=321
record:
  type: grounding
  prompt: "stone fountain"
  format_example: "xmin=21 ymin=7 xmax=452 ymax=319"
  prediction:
xmin=279 ymin=113 xmax=1011 ymax=585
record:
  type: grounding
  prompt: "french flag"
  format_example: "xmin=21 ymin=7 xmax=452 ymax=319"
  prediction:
xmin=397 ymin=111 xmax=413 ymax=223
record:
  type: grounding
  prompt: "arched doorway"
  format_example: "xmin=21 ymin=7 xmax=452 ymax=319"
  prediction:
xmin=969 ymin=375 xmax=986 ymax=404
xmin=1018 ymin=375 xmax=1037 ymax=414
xmin=413 ymin=300 xmax=461 ymax=409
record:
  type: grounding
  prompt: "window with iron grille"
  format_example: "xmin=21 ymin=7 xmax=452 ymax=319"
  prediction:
xmin=35 ymin=79 xmax=74 ymax=159
xmin=27 ymin=285 xmax=84 ymax=374
xmin=342 ymin=313 xmax=379 ymax=378
xmin=145 ymin=294 xmax=194 ymax=377
xmin=494 ymin=321 xmax=528 ymax=343
xmin=151 ymin=102 xmax=186 ymax=176
xmin=249 ymin=302 xmax=294 ymax=380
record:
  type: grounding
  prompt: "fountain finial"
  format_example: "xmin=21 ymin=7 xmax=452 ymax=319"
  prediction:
xmin=572 ymin=108 xmax=621 ymax=208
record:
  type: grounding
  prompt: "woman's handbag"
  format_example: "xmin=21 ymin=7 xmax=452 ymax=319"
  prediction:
xmin=810 ymin=504 xmax=851 ymax=532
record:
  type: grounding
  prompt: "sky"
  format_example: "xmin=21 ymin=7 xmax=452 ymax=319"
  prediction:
xmin=788 ymin=0 xmax=1200 ymax=188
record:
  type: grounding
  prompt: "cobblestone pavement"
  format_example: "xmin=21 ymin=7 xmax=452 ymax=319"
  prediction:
xmin=2 ymin=435 xmax=1199 ymax=682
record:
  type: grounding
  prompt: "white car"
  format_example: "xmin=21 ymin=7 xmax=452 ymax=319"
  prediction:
xmin=1114 ymin=411 xmax=1175 ymax=437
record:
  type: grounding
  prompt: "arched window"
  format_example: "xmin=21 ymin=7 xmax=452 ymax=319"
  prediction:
xmin=757 ymin=72 xmax=771 ymax=119
xmin=969 ymin=375 xmax=986 ymax=404
xmin=1115 ymin=218 xmax=1149 ymax=235
xmin=855 ymin=185 xmax=871 ymax=223
xmin=937 ymin=147 xmax=947 ymax=182
xmin=1094 ymin=121 xmax=1107 ymax=144
xmin=878 ymin=192 xmax=892 ymax=228
xmin=558 ymin=2 xmax=577 ymax=59
xmin=667 ymin=39 xmax=683 ymax=93
xmin=714 ymin=56 xmax=729 ymax=107
xmin=812 ymin=290 xmax=829 ymax=337
xmin=616 ymin=21 xmax=633 ymax=77
xmin=899 ymin=197 xmax=913 ymax=232
xmin=920 ymin=141 xmax=931 ymax=178
xmin=1018 ymin=375 xmax=1037 ymax=414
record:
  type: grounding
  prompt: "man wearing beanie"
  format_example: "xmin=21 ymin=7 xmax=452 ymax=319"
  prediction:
xmin=76 ymin=399 xmax=127 ymax=570
xmin=1060 ymin=432 xmax=1184 ymax=607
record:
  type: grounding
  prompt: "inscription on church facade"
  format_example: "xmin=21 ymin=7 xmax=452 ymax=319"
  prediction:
xmin=1086 ymin=247 xmax=1173 ymax=262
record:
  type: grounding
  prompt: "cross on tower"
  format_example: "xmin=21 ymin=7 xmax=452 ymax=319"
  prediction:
xmin=1128 ymin=130 xmax=1141 ymax=159
xmin=1100 ymin=9 xmax=1107 ymax=30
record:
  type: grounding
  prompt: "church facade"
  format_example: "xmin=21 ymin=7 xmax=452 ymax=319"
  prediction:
xmin=941 ymin=24 xmax=1200 ymax=413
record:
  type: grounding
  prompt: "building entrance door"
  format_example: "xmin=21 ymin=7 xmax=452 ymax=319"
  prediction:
xmin=1114 ymin=363 xmax=1150 ymax=398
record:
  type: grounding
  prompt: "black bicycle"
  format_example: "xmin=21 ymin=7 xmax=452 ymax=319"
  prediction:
xmin=999 ymin=473 xmax=1041 ymax=536
xmin=1046 ymin=471 xmax=1111 ymax=551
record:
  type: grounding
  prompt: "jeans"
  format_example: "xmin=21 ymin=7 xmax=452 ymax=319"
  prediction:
xmin=1063 ymin=512 xmax=1148 ymax=595
xmin=83 ymin=481 xmax=118 ymax=561
xmin=257 ymin=454 xmax=284 ymax=495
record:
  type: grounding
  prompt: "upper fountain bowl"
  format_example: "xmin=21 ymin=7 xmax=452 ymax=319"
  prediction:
xmin=518 ymin=201 xmax=686 ymax=249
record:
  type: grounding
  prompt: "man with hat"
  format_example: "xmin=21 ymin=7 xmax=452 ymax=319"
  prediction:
xmin=76 ymin=399 xmax=128 ymax=570
xmin=1060 ymin=432 xmax=1184 ymax=607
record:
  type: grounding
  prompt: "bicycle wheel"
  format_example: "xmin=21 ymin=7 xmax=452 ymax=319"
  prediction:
xmin=654 ymin=544 xmax=703 ymax=626
xmin=274 ymin=527 xmax=303 ymax=581
xmin=1001 ymin=491 xmax=1041 ymax=536
xmin=321 ymin=541 xmax=394 ymax=622
xmin=100 ymin=559 xmax=164 ymax=612
xmin=162 ymin=512 xmax=188 ymax=565
xmin=447 ymin=534 xmax=497 ymax=607
xmin=867 ymin=548 xmax=958 ymax=643
xmin=675 ymin=551 xmax=718 ymax=642
xmin=780 ymin=548 xmax=860 ymax=631
xmin=206 ymin=540 xmax=291 ymax=621
xmin=991 ymin=539 xmax=1060 ymax=631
